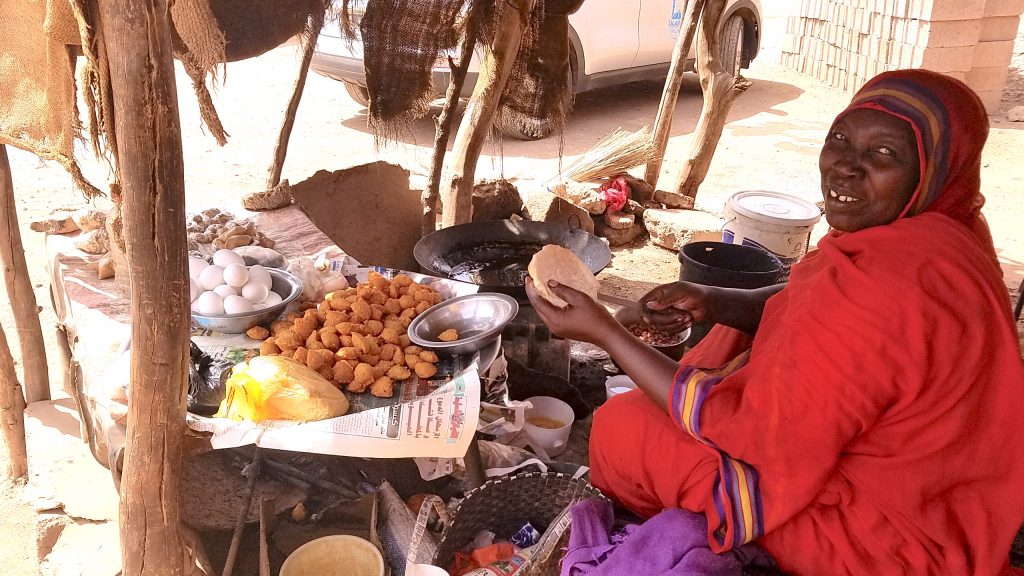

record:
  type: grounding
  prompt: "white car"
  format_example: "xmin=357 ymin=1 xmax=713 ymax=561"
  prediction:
xmin=312 ymin=0 xmax=761 ymax=139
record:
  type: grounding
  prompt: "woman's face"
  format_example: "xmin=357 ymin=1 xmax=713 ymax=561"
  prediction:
xmin=818 ymin=108 xmax=921 ymax=232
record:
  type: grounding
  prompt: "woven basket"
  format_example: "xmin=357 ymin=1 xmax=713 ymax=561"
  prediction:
xmin=432 ymin=471 xmax=607 ymax=575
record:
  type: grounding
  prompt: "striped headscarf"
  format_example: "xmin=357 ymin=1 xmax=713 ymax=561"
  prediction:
xmin=831 ymin=69 xmax=996 ymax=257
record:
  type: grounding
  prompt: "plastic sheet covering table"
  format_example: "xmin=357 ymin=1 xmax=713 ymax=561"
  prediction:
xmin=47 ymin=205 xmax=340 ymax=474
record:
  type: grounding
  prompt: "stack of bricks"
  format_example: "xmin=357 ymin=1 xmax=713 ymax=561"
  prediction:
xmin=780 ymin=0 xmax=1023 ymax=110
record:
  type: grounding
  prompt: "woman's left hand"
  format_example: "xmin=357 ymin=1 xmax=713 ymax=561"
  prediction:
xmin=525 ymin=278 xmax=619 ymax=345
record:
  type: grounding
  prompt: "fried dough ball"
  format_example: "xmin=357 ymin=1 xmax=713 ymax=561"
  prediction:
xmin=392 ymin=274 xmax=413 ymax=287
xmin=379 ymin=343 xmax=398 ymax=361
xmin=398 ymin=294 xmax=416 ymax=310
xmin=380 ymin=328 xmax=401 ymax=345
xmin=370 ymin=376 xmax=394 ymax=398
xmin=325 ymin=311 xmax=347 ymax=326
xmin=320 ymin=329 xmax=341 ymax=351
xmin=352 ymin=362 xmax=374 ymax=387
xmin=398 ymin=335 xmax=412 ymax=348
xmin=259 ymin=338 xmax=281 ymax=356
xmin=372 ymin=361 xmax=393 ymax=379
xmin=415 ymin=301 xmax=432 ymax=315
xmin=437 ymin=328 xmax=459 ymax=342
xmin=292 ymin=346 xmax=308 ymax=365
xmin=350 ymin=298 xmax=372 ymax=322
xmin=404 ymin=354 xmax=420 ymax=369
xmin=368 ymin=290 xmax=388 ymax=306
xmin=317 ymin=365 xmax=335 ymax=381
xmin=246 ymin=326 xmax=270 ymax=340
xmin=352 ymin=332 xmax=371 ymax=354
xmin=419 ymin=350 xmax=439 ymax=363
xmin=387 ymin=365 xmax=411 ymax=380
xmin=414 ymin=289 xmax=435 ymax=303
xmin=370 ymin=306 xmax=384 ymax=321
xmin=305 ymin=331 xmax=320 ymax=349
xmin=271 ymin=320 xmax=293 ymax=336
xmin=293 ymin=317 xmax=317 ymax=340
xmin=333 ymin=360 xmax=355 ymax=384
xmin=414 ymin=361 xmax=438 ymax=379
xmin=339 ymin=334 xmax=354 ymax=348
xmin=336 ymin=346 xmax=360 ymax=360
xmin=404 ymin=345 xmax=423 ymax=355
xmin=364 ymin=319 xmax=384 ymax=337
xmin=384 ymin=298 xmax=402 ymax=315
xmin=336 ymin=322 xmax=355 ymax=336
xmin=308 ymin=341 xmax=326 ymax=351
xmin=368 ymin=272 xmax=389 ymax=290
xmin=329 ymin=297 xmax=350 ymax=311
xmin=277 ymin=329 xmax=302 ymax=351
xmin=392 ymin=350 xmax=406 ymax=367
xmin=305 ymin=348 xmax=326 ymax=370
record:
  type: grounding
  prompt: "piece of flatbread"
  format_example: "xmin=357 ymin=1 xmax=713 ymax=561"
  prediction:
xmin=527 ymin=244 xmax=601 ymax=307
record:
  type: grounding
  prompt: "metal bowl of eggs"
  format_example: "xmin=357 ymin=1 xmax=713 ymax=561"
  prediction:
xmin=408 ymin=292 xmax=519 ymax=356
xmin=190 ymin=249 xmax=302 ymax=334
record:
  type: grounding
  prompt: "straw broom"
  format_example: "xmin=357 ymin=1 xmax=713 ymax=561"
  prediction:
xmin=556 ymin=126 xmax=657 ymax=183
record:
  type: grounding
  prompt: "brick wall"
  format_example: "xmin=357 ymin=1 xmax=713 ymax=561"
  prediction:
xmin=780 ymin=0 xmax=1023 ymax=111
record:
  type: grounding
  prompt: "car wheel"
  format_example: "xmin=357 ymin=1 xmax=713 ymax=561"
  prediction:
xmin=342 ymin=81 xmax=370 ymax=107
xmin=719 ymin=15 xmax=745 ymax=78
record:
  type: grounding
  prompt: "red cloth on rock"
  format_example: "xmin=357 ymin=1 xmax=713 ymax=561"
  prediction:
xmin=590 ymin=70 xmax=1024 ymax=576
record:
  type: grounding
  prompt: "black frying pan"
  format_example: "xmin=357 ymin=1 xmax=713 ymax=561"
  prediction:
xmin=414 ymin=220 xmax=612 ymax=297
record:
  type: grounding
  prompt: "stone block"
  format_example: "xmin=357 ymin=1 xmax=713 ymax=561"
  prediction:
xmin=972 ymin=40 xmax=1015 ymax=67
xmin=643 ymin=209 xmax=724 ymax=252
xmin=522 ymin=188 xmax=595 ymax=234
xmin=594 ymin=218 xmax=646 ymax=247
xmin=973 ymin=89 xmax=1003 ymax=112
xmin=472 ymin=179 xmax=523 ymax=222
xmin=654 ymin=189 xmax=696 ymax=209
xmin=915 ymin=44 xmax=976 ymax=71
xmin=979 ymin=15 xmax=1020 ymax=40
xmin=965 ymin=65 xmax=1010 ymax=92
xmin=917 ymin=19 xmax=982 ymax=46
xmin=984 ymin=0 xmax=1024 ymax=17
xmin=920 ymin=0 xmax=986 ymax=20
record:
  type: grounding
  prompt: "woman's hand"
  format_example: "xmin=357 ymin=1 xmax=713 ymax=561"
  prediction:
xmin=525 ymin=278 xmax=619 ymax=346
xmin=638 ymin=281 xmax=715 ymax=332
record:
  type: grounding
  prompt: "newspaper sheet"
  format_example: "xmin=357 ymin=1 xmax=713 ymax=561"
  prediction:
xmin=187 ymin=365 xmax=480 ymax=459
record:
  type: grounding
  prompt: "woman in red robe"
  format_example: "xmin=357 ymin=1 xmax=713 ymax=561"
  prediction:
xmin=526 ymin=69 xmax=1024 ymax=575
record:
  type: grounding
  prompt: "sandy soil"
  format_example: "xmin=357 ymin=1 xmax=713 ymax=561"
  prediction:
xmin=2 ymin=16 xmax=1023 ymax=575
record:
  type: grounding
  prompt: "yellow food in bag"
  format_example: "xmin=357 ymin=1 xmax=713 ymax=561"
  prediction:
xmin=215 ymin=355 xmax=349 ymax=422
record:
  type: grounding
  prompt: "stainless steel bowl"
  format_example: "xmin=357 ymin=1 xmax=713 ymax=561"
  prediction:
xmin=191 ymin=268 xmax=302 ymax=334
xmin=408 ymin=293 xmax=519 ymax=355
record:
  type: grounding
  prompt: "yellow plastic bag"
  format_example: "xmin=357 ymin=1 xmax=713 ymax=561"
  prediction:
xmin=215 ymin=355 xmax=349 ymax=422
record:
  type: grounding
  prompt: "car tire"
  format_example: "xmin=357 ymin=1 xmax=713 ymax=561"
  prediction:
xmin=343 ymin=81 xmax=370 ymax=107
xmin=720 ymin=15 xmax=745 ymax=78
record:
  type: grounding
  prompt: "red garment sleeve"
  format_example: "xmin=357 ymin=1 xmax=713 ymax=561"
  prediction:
xmin=667 ymin=244 xmax=912 ymax=552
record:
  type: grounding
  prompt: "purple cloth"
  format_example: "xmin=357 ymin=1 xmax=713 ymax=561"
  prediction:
xmin=560 ymin=499 xmax=775 ymax=576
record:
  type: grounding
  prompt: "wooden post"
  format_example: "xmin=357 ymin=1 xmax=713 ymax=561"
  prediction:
xmin=0 ymin=145 xmax=50 ymax=403
xmin=422 ymin=6 xmax=481 ymax=237
xmin=266 ymin=10 xmax=326 ymax=189
xmin=643 ymin=0 xmax=707 ymax=189
xmin=440 ymin=0 xmax=537 ymax=228
xmin=0 ymin=323 xmax=28 ymax=481
xmin=97 ymin=1 xmax=192 ymax=574
xmin=671 ymin=0 xmax=751 ymax=200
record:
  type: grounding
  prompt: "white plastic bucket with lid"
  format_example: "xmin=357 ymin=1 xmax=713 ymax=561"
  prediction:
xmin=722 ymin=191 xmax=822 ymax=277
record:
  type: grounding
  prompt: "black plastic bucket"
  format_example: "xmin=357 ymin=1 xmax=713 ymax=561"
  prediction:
xmin=677 ymin=241 xmax=784 ymax=344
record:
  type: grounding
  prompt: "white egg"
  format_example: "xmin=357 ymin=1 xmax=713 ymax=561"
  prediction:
xmin=240 ymin=281 xmax=269 ymax=304
xmin=223 ymin=295 xmax=255 ymax=315
xmin=190 ymin=291 xmax=207 ymax=312
xmin=213 ymin=284 xmax=237 ymax=299
xmin=247 ymin=265 xmax=273 ymax=289
xmin=188 ymin=257 xmax=209 ymax=280
xmin=189 ymin=278 xmax=198 ymax=302
xmin=198 ymin=265 xmax=225 ymax=291
xmin=212 ymin=249 xmax=245 ymax=268
xmin=195 ymin=291 xmax=224 ymax=315
xmin=222 ymin=263 xmax=249 ymax=288
xmin=262 ymin=290 xmax=283 ymax=307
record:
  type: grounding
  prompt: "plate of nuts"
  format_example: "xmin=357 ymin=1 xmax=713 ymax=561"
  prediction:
xmin=612 ymin=306 xmax=691 ymax=353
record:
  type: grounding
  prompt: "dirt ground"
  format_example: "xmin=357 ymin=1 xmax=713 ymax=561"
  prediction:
xmin=2 ymin=15 xmax=1023 ymax=575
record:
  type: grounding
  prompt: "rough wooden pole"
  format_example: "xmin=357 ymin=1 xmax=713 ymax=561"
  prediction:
xmin=97 ymin=1 xmax=192 ymax=574
xmin=642 ymin=0 xmax=706 ymax=190
xmin=672 ymin=0 xmax=751 ymax=200
xmin=0 ymin=323 xmax=28 ymax=481
xmin=266 ymin=10 xmax=326 ymax=189
xmin=422 ymin=5 xmax=481 ymax=237
xmin=0 ymin=145 xmax=50 ymax=403
xmin=440 ymin=0 xmax=537 ymax=228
